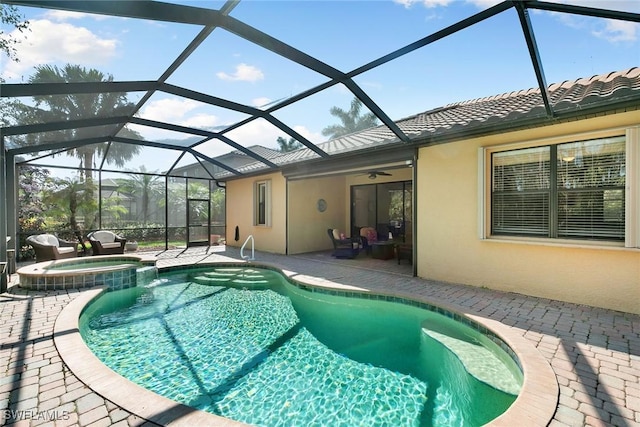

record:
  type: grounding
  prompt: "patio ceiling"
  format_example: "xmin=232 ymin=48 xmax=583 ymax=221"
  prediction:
xmin=1 ymin=0 xmax=639 ymax=181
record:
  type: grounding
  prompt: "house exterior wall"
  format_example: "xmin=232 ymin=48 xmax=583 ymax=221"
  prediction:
xmin=225 ymin=172 xmax=287 ymax=254
xmin=417 ymin=110 xmax=640 ymax=314
xmin=288 ymin=176 xmax=346 ymax=254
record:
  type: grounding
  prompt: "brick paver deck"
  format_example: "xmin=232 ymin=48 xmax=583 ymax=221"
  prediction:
xmin=1 ymin=247 xmax=638 ymax=426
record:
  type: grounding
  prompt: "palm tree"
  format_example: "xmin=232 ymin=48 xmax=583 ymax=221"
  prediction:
xmin=14 ymin=64 xmax=143 ymax=232
xmin=276 ymin=136 xmax=302 ymax=152
xmin=321 ymin=97 xmax=379 ymax=140
xmin=22 ymin=64 xmax=141 ymax=184
xmin=119 ymin=166 xmax=165 ymax=224
xmin=43 ymin=176 xmax=97 ymax=234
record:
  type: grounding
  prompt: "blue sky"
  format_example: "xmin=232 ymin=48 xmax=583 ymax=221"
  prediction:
xmin=1 ymin=0 xmax=639 ymax=170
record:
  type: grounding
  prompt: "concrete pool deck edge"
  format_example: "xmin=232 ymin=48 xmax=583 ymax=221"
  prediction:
xmin=54 ymin=260 xmax=559 ymax=426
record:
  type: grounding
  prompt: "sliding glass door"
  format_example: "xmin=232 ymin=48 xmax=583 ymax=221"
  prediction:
xmin=351 ymin=181 xmax=412 ymax=243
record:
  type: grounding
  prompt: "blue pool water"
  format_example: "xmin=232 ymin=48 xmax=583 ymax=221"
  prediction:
xmin=80 ymin=267 xmax=522 ymax=426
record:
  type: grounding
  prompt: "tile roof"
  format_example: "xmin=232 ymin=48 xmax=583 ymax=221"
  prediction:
xmin=219 ymin=68 xmax=640 ymax=178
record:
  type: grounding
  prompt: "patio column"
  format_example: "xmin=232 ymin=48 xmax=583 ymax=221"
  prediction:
xmin=6 ymin=151 xmax=17 ymax=273
xmin=0 ymin=135 xmax=7 ymax=292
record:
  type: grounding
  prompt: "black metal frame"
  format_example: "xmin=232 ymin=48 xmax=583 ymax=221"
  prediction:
xmin=2 ymin=0 xmax=638 ymax=178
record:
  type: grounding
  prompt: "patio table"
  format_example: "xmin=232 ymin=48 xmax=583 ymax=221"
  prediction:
xmin=371 ymin=241 xmax=395 ymax=260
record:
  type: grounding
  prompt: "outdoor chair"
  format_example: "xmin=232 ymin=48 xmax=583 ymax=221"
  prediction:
xmin=359 ymin=226 xmax=378 ymax=255
xmin=87 ymin=230 xmax=127 ymax=255
xmin=327 ymin=228 xmax=362 ymax=259
xmin=26 ymin=234 xmax=78 ymax=263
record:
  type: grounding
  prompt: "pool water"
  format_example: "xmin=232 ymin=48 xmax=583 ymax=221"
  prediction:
xmin=46 ymin=260 xmax=142 ymax=271
xmin=80 ymin=267 xmax=522 ymax=427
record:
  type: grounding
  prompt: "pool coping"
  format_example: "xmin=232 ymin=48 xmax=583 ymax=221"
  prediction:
xmin=54 ymin=260 xmax=558 ymax=426
xmin=17 ymin=254 xmax=157 ymax=277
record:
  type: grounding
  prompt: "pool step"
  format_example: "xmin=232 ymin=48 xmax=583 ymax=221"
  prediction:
xmin=422 ymin=327 xmax=521 ymax=395
xmin=190 ymin=271 xmax=271 ymax=290
xmin=341 ymin=336 xmax=392 ymax=360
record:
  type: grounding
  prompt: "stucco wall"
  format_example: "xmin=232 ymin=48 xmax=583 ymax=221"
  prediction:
xmin=417 ymin=110 xmax=640 ymax=314
xmin=288 ymin=176 xmax=346 ymax=254
xmin=225 ymin=172 xmax=287 ymax=254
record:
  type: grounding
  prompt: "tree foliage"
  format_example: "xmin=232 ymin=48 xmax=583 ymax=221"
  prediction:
xmin=321 ymin=97 xmax=379 ymax=140
xmin=0 ymin=4 xmax=29 ymax=62
xmin=17 ymin=65 xmax=142 ymax=177
xmin=17 ymin=165 xmax=52 ymax=234
xmin=9 ymin=65 xmax=144 ymax=235
xmin=276 ymin=136 xmax=302 ymax=152
xmin=118 ymin=166 xmax=165 ymax=223
xmin=42 ymin=177 xmax=98 ymax=234
xmin=0 ymin=5 xmax=29 ymax=127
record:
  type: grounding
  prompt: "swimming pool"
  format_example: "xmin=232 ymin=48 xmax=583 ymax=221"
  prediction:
xmin=80 ymin=266 xmax=523 ymax=426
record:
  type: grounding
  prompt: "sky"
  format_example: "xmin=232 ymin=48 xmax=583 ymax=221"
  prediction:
xmin=1 ymin=0 xmax=639 ymax=173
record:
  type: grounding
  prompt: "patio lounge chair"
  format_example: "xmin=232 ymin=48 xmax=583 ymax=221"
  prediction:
xmin=26 ymin=234 xmax=78 ymax=263
xmin=87 ymin=230 xmax=127 ymax=255
xmin=327 ymin=228 xmax=362 ymax=259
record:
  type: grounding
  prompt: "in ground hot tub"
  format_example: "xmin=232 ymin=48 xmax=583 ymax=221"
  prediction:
xmin=17 ymin=255 xmax=157 ymax=291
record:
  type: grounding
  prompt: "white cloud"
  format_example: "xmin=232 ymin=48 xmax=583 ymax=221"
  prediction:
xmin=252 ymin=97 xmax=272 ymax=108
xmin=138 ymin=98 xmax=219 ymax=140
xmin=140 ymin=98 xmax=200 ymax=123
xmin=593 ymin=19 xmax=638 ymax=42
xmin=222 ymin=120 xmax=282 ymax=150
xmin=193 ymin=122 xmax=281 ymax=158
xmin=393 ymin=0 xmax=452 ymax=8
xmin=183 ymin=113 xmax=219 ymax=129
xmin=292 ymin=125 xmax=324 ymax=144
xmin=216 ymin=63 xmax=264 ymax=82
xmin=44 ymin=10 xmax=109 ymax=21
xmin=548 ymin=9 xmax=638 ymax=43
xmin=194 ymin=121 xmax=326 ymax=159
xmin=557 ymin=1 xmax=640 ymax=14
xmin=1 ymin=19 xmax=117 ymax=80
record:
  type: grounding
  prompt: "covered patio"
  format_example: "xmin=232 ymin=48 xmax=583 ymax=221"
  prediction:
xmin=1 ymin=246 xmax=638 ymax=426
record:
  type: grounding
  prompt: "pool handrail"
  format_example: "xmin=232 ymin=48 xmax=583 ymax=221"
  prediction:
xmin=240 ymin=234 xmax=255 ymax=261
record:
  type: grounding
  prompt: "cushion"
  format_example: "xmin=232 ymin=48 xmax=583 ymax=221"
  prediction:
xmin=92 ymin=231 xmax=116 ymax=243
xmin=33 ymin=234 xmax=59 ymax=247
xmin=332 ymin=229 xmax=341 ymax=240
xmin=366 ymin=229 xmax=377 ymax=242
xmin=360 ymin=227 xmax=377 ymax=242
xmin=101 ymin=242 xmax=122 ymax=249
xmin=57 ymin=247 xmax=76 ymax=254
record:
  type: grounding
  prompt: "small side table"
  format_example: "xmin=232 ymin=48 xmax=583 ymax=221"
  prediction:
xmin=371 ymin=241 xmax=395 ymax=260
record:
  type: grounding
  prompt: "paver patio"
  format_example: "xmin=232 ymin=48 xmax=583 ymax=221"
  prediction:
xmin=1 ymin=246 xmax=638 ymax=426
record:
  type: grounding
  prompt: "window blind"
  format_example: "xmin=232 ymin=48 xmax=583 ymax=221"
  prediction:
xmin=491 ymin=136 xmax=625 ymax=240
xmin=492 ymin=146 xmax=550 ymax=236
xmin=556 ymin=138 xmax=625 ymax=240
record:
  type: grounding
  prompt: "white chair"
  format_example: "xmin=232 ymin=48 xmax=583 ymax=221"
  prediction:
xmin=87 ymin=231 xmax=127 ymax=255
xmin=26 ymin=234 xmax=78 ymax=263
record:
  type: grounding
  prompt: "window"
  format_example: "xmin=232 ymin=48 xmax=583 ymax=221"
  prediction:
xmin=254 ymin=180 xmax=271 ymax=226
xmin=490 ymin=136 xmax=626 ymax=241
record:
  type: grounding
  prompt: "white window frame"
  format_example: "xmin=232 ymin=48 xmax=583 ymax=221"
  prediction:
xmin=478 ymin=127 xmax=639 ymax=248
xmin=254 ymin=179 xmax=272 ymax=227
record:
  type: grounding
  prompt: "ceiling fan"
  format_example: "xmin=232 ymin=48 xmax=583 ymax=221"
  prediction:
xmin=365 ymin=170 xmax=392 ymax=179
